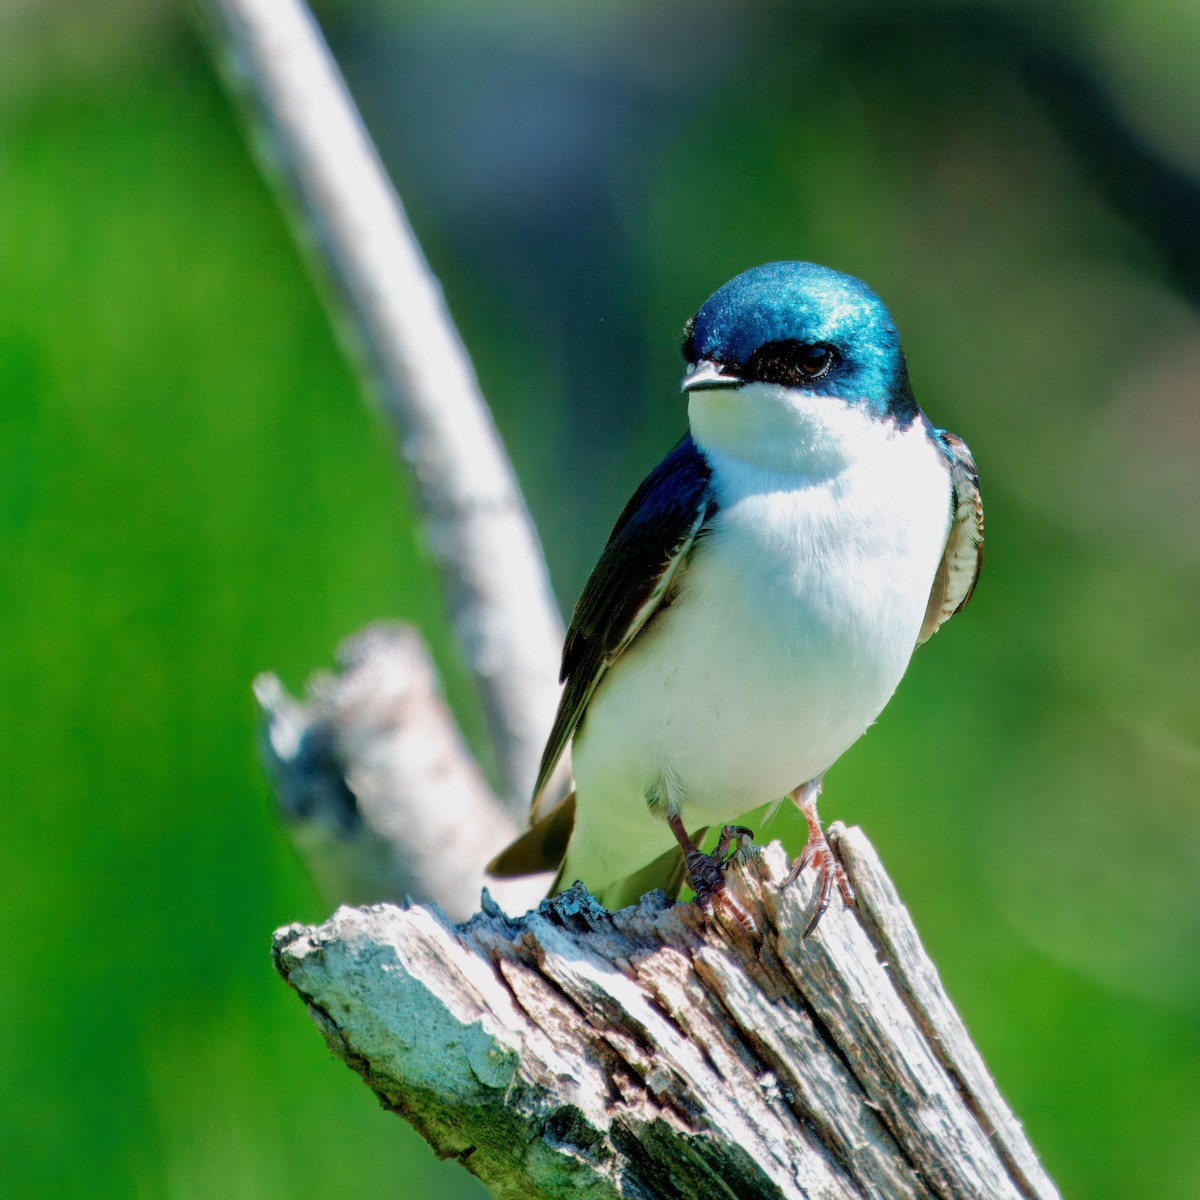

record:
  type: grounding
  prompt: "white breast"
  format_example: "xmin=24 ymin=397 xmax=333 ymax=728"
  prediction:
xmin=569 ymin=385 xmax=952 ymax=888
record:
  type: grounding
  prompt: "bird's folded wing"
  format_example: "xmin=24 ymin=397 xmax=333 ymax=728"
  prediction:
xmin=530 ymin=434 xmax=717 ymax=822
xmin=919 ymin=428 xmax=984 ymax=643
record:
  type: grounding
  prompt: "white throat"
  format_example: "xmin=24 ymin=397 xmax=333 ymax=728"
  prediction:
xmin=688 ymin=381 xmax=895 ymax=477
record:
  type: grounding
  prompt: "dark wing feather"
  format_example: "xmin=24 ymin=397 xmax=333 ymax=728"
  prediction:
xmin=530 ymin=435 xmax=717 ymax=820
xmin=919 ymin=428 xmax=984 ymax=643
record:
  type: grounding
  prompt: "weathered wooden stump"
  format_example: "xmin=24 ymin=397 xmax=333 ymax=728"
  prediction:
xmin=273 ymin=832 xmax=1060 ymax=1200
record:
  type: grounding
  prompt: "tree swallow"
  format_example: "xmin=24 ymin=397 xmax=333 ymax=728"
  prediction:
xmin=491 ymin=261 xmax=983 ymax=934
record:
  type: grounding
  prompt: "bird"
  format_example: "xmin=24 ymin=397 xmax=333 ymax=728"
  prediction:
xmin=490 ymin=261 xmax=983 ymax=934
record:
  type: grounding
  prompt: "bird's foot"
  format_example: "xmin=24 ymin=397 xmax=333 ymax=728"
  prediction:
xmin=685 ymin=846 xmax=757 ymax=934
xmin=784 ymin=826 xmax=855 ymax=937
xmin=671 ymin=818 xmax=758 ymax=934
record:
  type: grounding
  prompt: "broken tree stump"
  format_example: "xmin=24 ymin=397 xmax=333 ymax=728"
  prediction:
xmin=272 ymin=829 xmax=1060 ymax=1200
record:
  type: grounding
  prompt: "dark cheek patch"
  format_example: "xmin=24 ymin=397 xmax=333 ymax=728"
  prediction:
xmin=742 ymin=339 xmax=825 ymax=387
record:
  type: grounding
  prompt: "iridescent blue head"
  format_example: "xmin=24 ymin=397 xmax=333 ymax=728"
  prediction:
xmin=682 ymin=262 xmax=917 ymax=423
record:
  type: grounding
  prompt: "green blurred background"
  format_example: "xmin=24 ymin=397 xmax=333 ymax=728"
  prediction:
xmin=2 ymin=0 xmax=1198 ymax=1196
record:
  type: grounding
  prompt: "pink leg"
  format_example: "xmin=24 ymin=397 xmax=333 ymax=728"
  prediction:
xmin=783 ymin=780 xmax=855 ymax=937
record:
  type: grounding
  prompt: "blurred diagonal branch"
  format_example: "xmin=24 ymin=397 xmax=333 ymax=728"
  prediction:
xmin=199 ymin=0 xmax=564 ymax=813
xmin=274 ymin=832 xmax=1062 ymax=1200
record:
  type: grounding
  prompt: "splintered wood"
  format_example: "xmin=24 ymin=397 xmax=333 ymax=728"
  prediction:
xmin=273 ymin=828 xmax=1060 ymax=1200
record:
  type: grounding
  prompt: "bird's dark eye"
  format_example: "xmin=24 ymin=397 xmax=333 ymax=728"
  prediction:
xmin=742 ymin=339 xmax=840 ymax=386
xmin=797 ymin=344 xmax=835 ymax=378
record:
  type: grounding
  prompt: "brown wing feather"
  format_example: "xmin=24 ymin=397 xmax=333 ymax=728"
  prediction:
xmin=919 ymin=429 xmax=984 ymax=643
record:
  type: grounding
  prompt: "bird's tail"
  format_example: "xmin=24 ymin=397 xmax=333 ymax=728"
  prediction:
xmin=562 ymin=832 xmax=706 ymax=913
xmin=490 ymin=795 xmax=707 ymax=914
xmin=487 ymin=791 xmax=576 ymax=879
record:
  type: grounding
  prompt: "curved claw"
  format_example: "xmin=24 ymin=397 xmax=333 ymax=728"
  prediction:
xmin=714 ymin=824 xmax=758 ymax=869
xmin=785 ymin=828 xmax=855 ymax=937
xmin=803 ymin=863 xmax=835 ymax=938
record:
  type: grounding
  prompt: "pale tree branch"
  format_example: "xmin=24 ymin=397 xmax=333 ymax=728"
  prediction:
xmin=200 ymin=0 xmax=565 ymax=812
xmin=273 ymin=832 xmax=1061 ymax=1200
